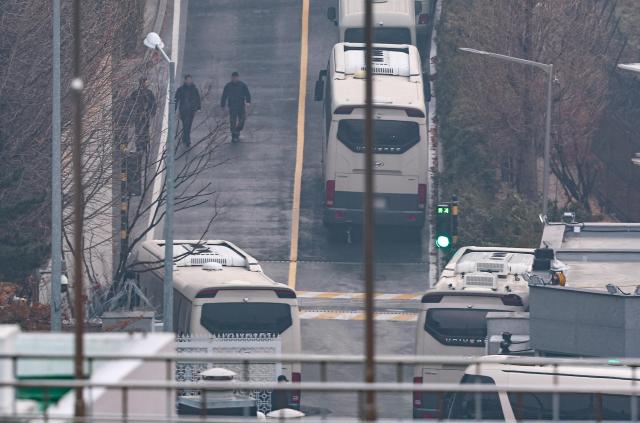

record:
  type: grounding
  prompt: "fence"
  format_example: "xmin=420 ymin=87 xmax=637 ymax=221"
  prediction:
xmin=3 ymin=353 xmax=640 ymax=422
xmin=176 ymin=334 xmax=281 ymax=412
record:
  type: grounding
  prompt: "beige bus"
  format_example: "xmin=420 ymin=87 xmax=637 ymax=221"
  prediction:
xmin=327 ymin=0 xmax=419 ymax=46
xmin=413 ymin=247 xmax=535 ymax=419
xmin=315 ymin=42 xmax=429 ymax=229
xmin=132 ymin=240 xmax=302 ymax=409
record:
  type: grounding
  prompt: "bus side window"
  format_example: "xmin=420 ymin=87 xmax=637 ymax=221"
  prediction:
xmin=324 ymin=78 xmax=332 ymax=139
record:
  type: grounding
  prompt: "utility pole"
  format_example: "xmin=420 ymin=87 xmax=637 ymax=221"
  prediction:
xmin=71 ymin=0 xmax=86 ymax=418
xmin=163 ymin=60 xmax=176 ymax=332
xmin=363 ymin=0 xmax=377 ymax=420
xmin=51 ymin=0 xmax=62 ymax=331
xmin=144 ymin=32 xmax=176 ymax=332
xmin=458 ymin=48 xmax=554 ymax=218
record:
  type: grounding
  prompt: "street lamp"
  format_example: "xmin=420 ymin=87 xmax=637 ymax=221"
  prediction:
xmin=144 ymin=32 xmax=176 ymax=332
xmin=616 ymin=63 xmax=640 ymax=167
xmin=459 ymin=47 xmax=554 ymax=218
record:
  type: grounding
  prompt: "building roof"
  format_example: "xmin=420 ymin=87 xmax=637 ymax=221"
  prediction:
xmin=541 ymin=223 xmax=640 ymax=291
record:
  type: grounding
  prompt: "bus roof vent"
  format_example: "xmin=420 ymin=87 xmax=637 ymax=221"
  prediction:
xmin=174 ymin=243 xmax=247 ymax=268
xmin=476 ymin=252 xmax=510 ymax=273
xmin=344 ymin=47 xmax=410 ymax=77
xmin=463 ymin=272 xmax=497 ymax=289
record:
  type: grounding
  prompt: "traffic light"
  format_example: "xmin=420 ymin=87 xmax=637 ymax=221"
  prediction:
xmin=435 ymin=203 xmax=452 ymax=249
xmin=435 ymin=197 xmax=460 ymax=250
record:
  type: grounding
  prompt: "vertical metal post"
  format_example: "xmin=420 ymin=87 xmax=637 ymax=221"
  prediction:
xmin=71 ymin=0 xmax=85 ymax=418
xmin=163 ymin=60 xmax=176 ymax=332
xmin=51 ymin=0 xmax=62 ymax=331
xmin=363 ymin=0 xmax=376 ymax=420
xmin=542 ymin=64 xmax=553 ymax=218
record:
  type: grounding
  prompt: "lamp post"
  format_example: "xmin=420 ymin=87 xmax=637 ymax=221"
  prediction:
xmin=459 ymin=47 xmax=554 ymax=218
xmin=617 ymin=64 xmax=640 ymax=167
xmin=144 ymin=32 xmax=175 ymax=332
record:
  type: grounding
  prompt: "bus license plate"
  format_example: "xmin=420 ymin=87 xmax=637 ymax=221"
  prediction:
xmin=374 ymin=197 xmax=386 ymax=209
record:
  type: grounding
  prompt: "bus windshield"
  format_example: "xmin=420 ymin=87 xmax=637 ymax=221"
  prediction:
xmin=344 ymin=27 xmax=412 ymax=45
xmin=447 ymin=374 xmax=504 ymax=420
xmin=425 ymin=309 xmax=496 ymax=347
xmin=337 ymin=119 xmax=420 ymax=154
xmin=201 ymin=302 xmax=293 ymax=335
xmin=507 ymin=392 xmax=633 ymax=421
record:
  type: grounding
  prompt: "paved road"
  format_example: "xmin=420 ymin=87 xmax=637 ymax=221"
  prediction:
xmin=175 ymin=0 xmax=430 ymax=418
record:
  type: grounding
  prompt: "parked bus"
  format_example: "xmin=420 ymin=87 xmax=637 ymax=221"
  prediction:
xmin=327 ymin=0 xmax=419 ymax=46
xmin=315 ymin=42 xmax=429 ymax=229
xmin=413 ymin=247 xmax=535 ymax=419
xmin=446 ymin=360 xmax=639 ymax=421
xmin=131 ymin=240 xmax=302 ymax=409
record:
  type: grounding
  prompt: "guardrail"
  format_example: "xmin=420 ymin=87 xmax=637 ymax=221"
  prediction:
xmin=3 ymin=353 xmax=640 ymax=422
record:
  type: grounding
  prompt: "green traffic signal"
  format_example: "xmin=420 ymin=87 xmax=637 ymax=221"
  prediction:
xmin=435 ymin=235 xmax=451 ymax=249
xmin=435 ymin=202 xmax=453 ymax=250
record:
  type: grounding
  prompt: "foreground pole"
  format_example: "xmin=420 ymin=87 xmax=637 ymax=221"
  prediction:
xmin=71 ymin=0 xmax=85 ymax=418
xmin=51 ymin=0 xmax=62 ymax=332
xmin=163 ymin=60 xmax=176 ymax=332
xmin=363 ymin=0 xmax=377 ymax=420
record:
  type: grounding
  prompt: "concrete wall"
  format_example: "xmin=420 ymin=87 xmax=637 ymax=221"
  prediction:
xmin=40 ymin=332 xmax=176 ymax=421
xmin=530 ymin=285 xmax=640 ymax=357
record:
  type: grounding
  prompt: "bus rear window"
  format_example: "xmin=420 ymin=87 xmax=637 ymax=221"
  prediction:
xmin=344 ymin=27 xmax=412 ymax=45
xmin=425 ymin=309 xmax=494 ymax=347
xmin=201 ymin=303 xmax=292 ymax=335
xmin=337 ymin=119 xmax=420 ymax=154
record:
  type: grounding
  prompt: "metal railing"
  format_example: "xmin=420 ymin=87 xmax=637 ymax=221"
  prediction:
xmin=4 ymin=353 xmax=640 ymax=422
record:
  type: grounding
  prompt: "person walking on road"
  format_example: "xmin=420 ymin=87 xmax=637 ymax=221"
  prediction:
xmin=174 ymin=74 xmax=201 ymax=147
xmin=129 ymin=77 xmax=157 ymax=154
xmin=220 ymin=71 xmax=251 ymax=142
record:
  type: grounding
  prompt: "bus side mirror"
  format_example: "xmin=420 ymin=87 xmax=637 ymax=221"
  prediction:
xmin=315 ymin=70 xmax=327 ymax=101
xmin=314 ymin=80 xmax=325 ymax=102
xmin=327 ymin=7 xmax=337 ymax=23
xmin=424 ymin=79 xmax=432 ymax=103
xmin=415 ymin=1 xmax=423 ymax=14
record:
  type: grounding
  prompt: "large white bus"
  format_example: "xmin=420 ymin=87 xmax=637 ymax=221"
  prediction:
xmin=446 ymin=359 xmax=639 ymax=421
xmin=314 ymin=42 xmax=429 ymax=229
xmin=326 ymin=0 xmax=419 ymax=46
xmin=413 ymin=247 xmax=535 ymax=419
xmin=131 ymin=240 xmax=302 ymax=409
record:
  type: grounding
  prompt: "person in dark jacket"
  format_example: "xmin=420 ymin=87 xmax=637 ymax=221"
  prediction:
xmin=220 ymin=72 xmax=251 ymax=142
xmin=129 ymin=77 xmax=157 ymax=153
xmin=174 ymin=74 xmax=201 ymax=147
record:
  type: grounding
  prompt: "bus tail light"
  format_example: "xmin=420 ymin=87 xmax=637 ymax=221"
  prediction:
xmin=291 ymin=372 xmax=301 ymax=406
xmin=413 ymin=376 xmax=423 ymax=407
xmin=418 ymin=13 xmax=429 ymax=25
xmin=326 ymin=180 xmax=336 ymax=207
xmin=421 ymin=293 xmax=443 ymax=303
xmin=502 ymin=294 xmax=523 ymax=306
xmin=418 ymin=184 xmax=427 ymax=209
xmin=195 ymin=289 xmax=218 ymax=298
xmin=406 ymin=108 xmax=425 ymax=118
xmin=334 ymin=106 xmax=354 ymax=114
xmin=274 ymin=289 xmax=297 ymax=299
